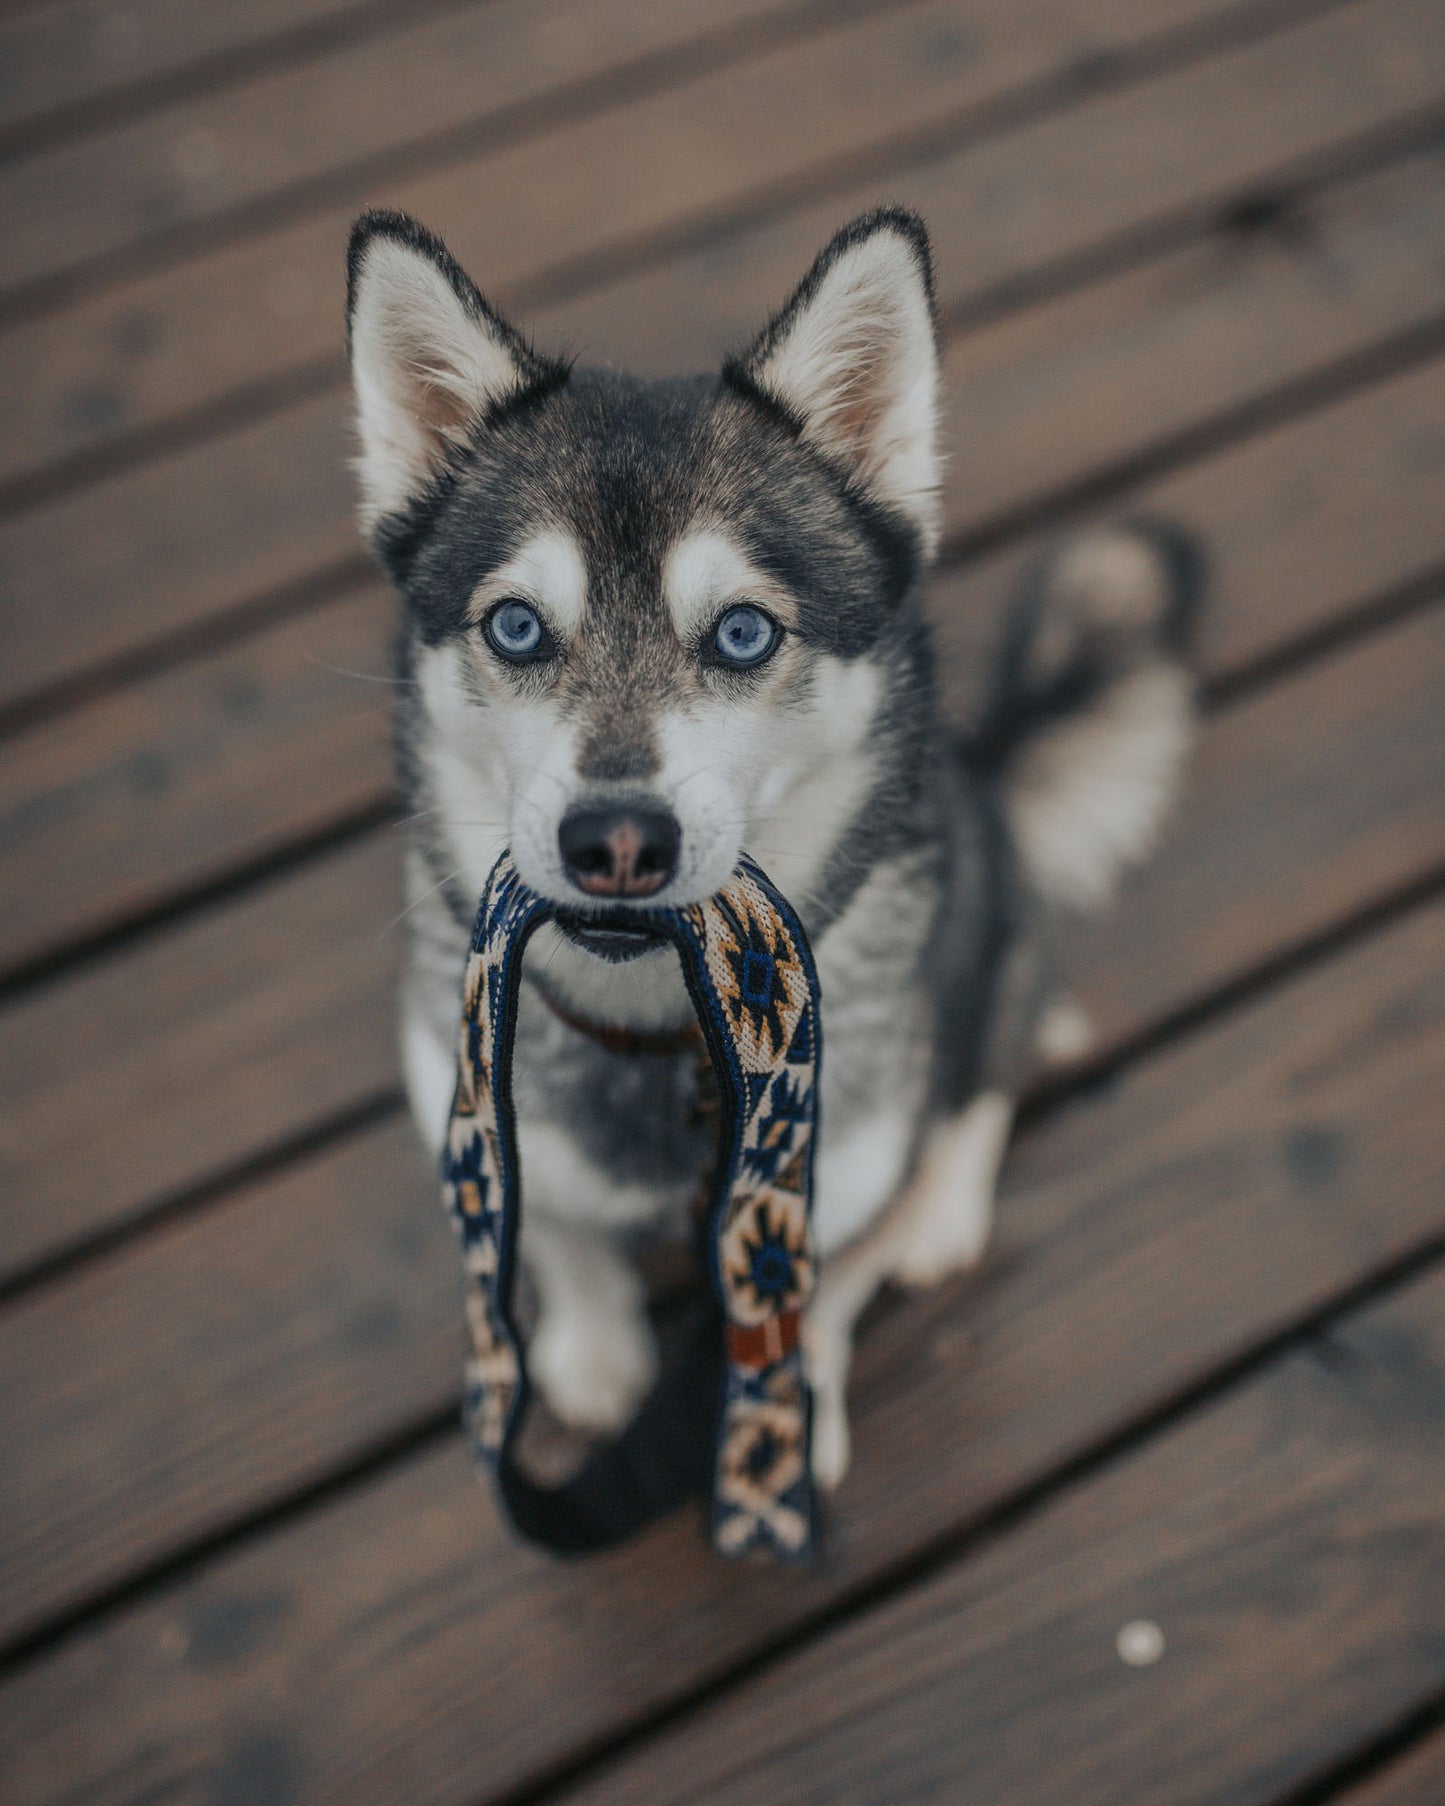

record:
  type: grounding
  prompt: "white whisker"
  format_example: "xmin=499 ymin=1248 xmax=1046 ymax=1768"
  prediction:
xmin=381 ymin=868 xmax=462 ymax=938
xmin=302 ymin=650 xmax=417 ymax=688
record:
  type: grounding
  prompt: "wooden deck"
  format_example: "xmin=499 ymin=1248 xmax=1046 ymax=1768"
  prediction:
xmin=1 ymin=1 xmax=1443 ymax=1800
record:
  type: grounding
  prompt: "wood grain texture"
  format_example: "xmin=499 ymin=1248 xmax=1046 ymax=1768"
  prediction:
xmin=4 ymin=137 xmax=1443 ymax=714
xmin=0 ymin=0 xmax=424 ymax=139
xmin=1332 ymin=1732 xmax=1445 ymax=1806
xmin=559 ymin=1266 xmax=1445 ymax=1806
xmin=928 ymin=349 xmax=1445 ymax=722
xmin=539 ymin=0 xmax=1445 ymax=375
xmin=1073 ymin=605 xmax=1445 ymax=1042
xmin=2 ymin=596 xmax=1439 ymax=1287
xmin=0 ymin=579 xmax=397 ymax=974
xmin=5 ymin=0 xmax=1436 ymax=490
xmin=933 ymin=143 xmax=1445 ymax=533
xmin=1 ymin=897 xmax=1440 ymax=1804
xmin=0 ymin=385 xmax=358 ymax=713
xmin=6 ymin=343 xmax=1442 ymax=981
xmin=0 ymin=1116 xmax=456 ymax=1649
xmin=0 ymin=6 xmax=1438 ymax=1799
xmin=0 ymin=0 xmax=1213 ymax=300
xmin=0 ymin=833 xmax=401 ymax=1280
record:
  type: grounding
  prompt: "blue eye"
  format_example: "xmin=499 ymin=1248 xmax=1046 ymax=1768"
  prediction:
xmin=713 ymin=604 xmax=779 ymax=669
xmin=485 ymin=599 xmax=547 ymax=661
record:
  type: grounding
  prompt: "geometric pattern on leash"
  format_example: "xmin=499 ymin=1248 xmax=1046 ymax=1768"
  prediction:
xmin=441 ymin=848 xmax=823 ymax=1561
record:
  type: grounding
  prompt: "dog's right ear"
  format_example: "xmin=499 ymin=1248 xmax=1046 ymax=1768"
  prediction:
xmin=726 ymin=207 xmax=940 ymax=552
xmin=346 ymin=210 xmax=553 ymax=529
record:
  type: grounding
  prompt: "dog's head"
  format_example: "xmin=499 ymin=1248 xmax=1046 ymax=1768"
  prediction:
xmin=348 ymin=207 xmax=941 ymax=953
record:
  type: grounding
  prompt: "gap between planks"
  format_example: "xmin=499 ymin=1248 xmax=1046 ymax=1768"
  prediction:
xmin=0 ymin=0 xmax=1412 ymax=509
xmin=0 ymin=0 xmax=1249 ymax=325
xmin=0 ymin=0 xmax=500 ymax=164
xmin=1278 ymin=1698 xmax=1445 ymax=1806
xmin=5 ymin=118 xmax=1445 ymax=737
xmin=0 ymin=886 xmax=1441 ymax=1799
xmin=2 ymin=390 xmax=1442 ymax=1293
xmin=1 ymin=396 xmax=1441 ymax=1012
xmin=5 ymin=87 xmax=1442 ymax=523
xmin=530 ymin=1262 xmax=1445 ymax=1806
xmin=2 ymin=850 xmax=1440 ymax=1676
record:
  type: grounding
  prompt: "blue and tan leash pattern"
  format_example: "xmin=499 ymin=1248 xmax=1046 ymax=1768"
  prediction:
xmin=441 ymin=850 xmax=823 ymax=1560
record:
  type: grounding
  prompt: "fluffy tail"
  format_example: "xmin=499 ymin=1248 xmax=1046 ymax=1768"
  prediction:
xmin=971 ymin=521 xmax=1202 ymax=913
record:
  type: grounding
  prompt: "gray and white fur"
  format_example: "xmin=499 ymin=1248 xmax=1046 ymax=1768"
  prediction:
xmin=346 ymin=205 xmax=1199 ymax=1484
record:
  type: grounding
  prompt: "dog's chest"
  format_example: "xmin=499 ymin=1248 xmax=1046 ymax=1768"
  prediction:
xmin=509 ymin=993 xmax=715 ymax=1227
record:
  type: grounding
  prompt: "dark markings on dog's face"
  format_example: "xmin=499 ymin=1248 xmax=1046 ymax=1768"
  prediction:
xmin=349 ymin=206 xmax=942 ymax=912
xmin=408 ymin=368 xmax=913 ymax=675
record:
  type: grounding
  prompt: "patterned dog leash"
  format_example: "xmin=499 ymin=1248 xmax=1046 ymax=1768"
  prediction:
xmin=441 ymin=849 xmax=823 ymax=1561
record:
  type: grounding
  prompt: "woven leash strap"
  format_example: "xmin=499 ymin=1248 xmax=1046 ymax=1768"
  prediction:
xmin=441 ymin=849 xmax=822 ymax=1561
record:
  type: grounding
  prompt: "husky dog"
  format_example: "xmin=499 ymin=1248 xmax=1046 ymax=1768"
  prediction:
xmin=346 ymin=205 xmax=1196 ymax=1488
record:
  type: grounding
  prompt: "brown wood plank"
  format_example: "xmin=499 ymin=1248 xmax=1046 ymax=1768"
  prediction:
xmin=3 ymin=0 xmax=1436 ymax=495
xmin=928 ymin=347 xmax=1445 ymax=723
xmin=0 ymin=1116 xmax=456 ymax=1650
xmin=0 ymin=896 xmax=1440 ymax=1806
xmin=935 ymin=140 xmax=1445 ymax=535
xmin=0 ymin=0 xmax=423 ymax=141
xmin=0 ymin=386 xmax=358 ymax=717
xmin=534 ymin=0 xmax=1445 ymax=374
xmin=4 ymin=137 xmax=1444 ymax=717
xmin=1071 ymin=604 xmax=1445 ymax=1043
xmin=0 ymin=833 xmax=401 ymax=1281
xmin=0 ymin=0 xmax=1211 ymax=302
xmin=0 ymin=607 xmax=1439 ymax=1644
xmin=559 ymin=1267 xmax=1445 ymax=1806
xmin=1333 ymin=1733 xmax=1445 ymax=1806
xmin=0 ymin=579 xmax=397 ymax=974
xmin=0 ymin=579 xmax=1440 ymax=1288
xmin=3 ymin=332 xmax=1442 ymax=986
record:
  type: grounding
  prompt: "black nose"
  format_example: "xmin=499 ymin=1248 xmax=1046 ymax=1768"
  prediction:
xmin=558 ymin=802 xmax=681 ymax=899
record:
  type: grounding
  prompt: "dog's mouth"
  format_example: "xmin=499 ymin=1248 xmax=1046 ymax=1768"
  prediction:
xmin=554 ymin=912 xmax=667 ymax=964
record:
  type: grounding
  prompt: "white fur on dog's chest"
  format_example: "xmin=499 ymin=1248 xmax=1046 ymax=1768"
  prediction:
xmin=515 ymin=1118 xmax=694 ymax=1232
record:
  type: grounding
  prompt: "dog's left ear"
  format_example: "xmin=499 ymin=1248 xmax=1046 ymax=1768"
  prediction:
xmin=346 ymin=209 xmax=557 ymax=530
xmin=729 ymin=208 xmax=941 ymax=551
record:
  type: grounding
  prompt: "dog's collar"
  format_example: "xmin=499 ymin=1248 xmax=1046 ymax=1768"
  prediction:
xmin=531 ymin=978 xmax=703 ymax=1058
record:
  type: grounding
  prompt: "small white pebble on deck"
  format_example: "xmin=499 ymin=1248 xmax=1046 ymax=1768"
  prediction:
xmin=1116 ymin=1620 xmax=1165 ymax=1666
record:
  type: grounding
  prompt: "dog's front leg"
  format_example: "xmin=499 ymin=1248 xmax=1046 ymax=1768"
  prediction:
xmin=803 ymin=1234 xmax=891 ymax=1491
xmin=805 ymin=1090 xmax=1014 ymax=1488
xmin=888 ymin=1091 xmax=1013 ymax=1286
xmin=522 ymin=1213 xmax=658 ymax=1434
xmin=803 ymin=1103 xmax=917 ymax=1490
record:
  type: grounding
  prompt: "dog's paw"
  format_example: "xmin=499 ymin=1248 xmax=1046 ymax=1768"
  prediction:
xmin=529 ymin=1309 xmax=658 ymax=1434
xmin=891 ymin=1186 xmax=993 ymax=1287
xmin=810 ymin=1389 xmax=852 ymax=1491
xmin=1035 ymin=994 xmax=1095 ymax=1066
xmin=803 ymin=1319 xmax=853 ymax=1491
xmin=891 ymin=1092 xmax=1010 ymax=1287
